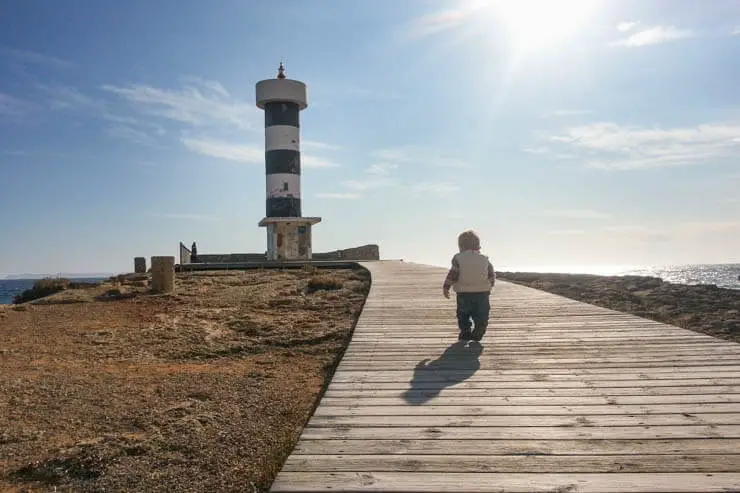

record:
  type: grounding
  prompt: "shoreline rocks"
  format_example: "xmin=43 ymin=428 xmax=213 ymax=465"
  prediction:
xmin=496 ymin=271 xmax=740 ymax=343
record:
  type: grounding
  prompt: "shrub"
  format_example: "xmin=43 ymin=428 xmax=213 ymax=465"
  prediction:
xmin=306 ymin=275 xmax=344 ymax=294
xmin=13 ymin=278 xmax=70 ymax=304
xmin=67 ymin=281 xmax=100 ymax=289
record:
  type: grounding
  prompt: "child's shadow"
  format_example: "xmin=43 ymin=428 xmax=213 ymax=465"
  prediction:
xmin=403 ymin=340 xmax=483 ymax=405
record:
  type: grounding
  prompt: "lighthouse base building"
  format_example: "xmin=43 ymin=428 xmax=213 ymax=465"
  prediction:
xmin=258 ymin=216 xmax=321 ymax=261
xmin=256 ymin=64 xmax=321 ymax=261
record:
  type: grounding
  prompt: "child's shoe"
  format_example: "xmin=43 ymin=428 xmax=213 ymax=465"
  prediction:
xmin=471 ymin=327 xmax=486 ymax=342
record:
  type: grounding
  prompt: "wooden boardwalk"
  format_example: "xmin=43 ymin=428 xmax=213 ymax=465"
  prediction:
xmin=270 ymin=260 xmax=740 ymax=492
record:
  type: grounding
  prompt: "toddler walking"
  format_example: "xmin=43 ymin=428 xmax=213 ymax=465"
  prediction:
xmin=442 ymin=230 xmax=496 ymax=342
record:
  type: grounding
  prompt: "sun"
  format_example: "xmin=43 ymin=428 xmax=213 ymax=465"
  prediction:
xmin=487 ymin=0 xmax=599 ymax=51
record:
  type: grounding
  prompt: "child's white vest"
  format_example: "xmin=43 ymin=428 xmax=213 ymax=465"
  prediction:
xmin=453 ymin=250 xmax=493 ymax=293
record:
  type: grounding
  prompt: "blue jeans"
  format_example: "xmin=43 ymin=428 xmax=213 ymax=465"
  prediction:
xmin=456 ymin=292 xmax=490 ymax=341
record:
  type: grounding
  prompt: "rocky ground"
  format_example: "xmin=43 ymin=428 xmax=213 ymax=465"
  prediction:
xmin=496 ymin=271 xmax=740 ymax=343
xmin=0 ymin=266 xmax=370 ymax=492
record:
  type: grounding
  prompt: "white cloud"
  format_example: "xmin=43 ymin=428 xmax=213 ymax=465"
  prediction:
xmin=544 ymin=209 xmax=611 ymax=219
xmin=365 ymin=162 xmax=398 ymax=175
xmin=181 ymin=137 xmax=263 ymax=164
xmin=316 ymin=193 xmax=360 ymax=200
xmin=0 ymin=47 xmax=73 ymax=68
xmin=302 ymin=140 xmax=341 ymax=151
xmin=341 ymin=178 xmax=396 ymax=191
xmin=373 ymin=146 xmax=470 ymax=168
xmin=41 ymin=85 xmax=105 ymax=112
xmin=181 ymin=136 xmax=338 ymax=168
xmin=732 ymin=26 xmax=740 ymax=36
xmin=611 ymin=25 xmax=695 ymax=47
xmin=405 ymin=0 xmax=485 ymax=38
xmin=35 ymin=85 xmax=171 ymax=146
xmin=0 ymin=93 xmax=32 ymax=116
xmin=103 ymin=77 xmax=259 ymax=131
xmin=301 ymin=154 xmax=339 ymax=168
xmin=177 ymin=76 xmax=230 ymax=98
xmin=412 ymin=181 xmax=460 ymax=196
xmin=555 ymin=153 xmax=579 ymax=160
xmin=547 ymin=121 xmax=740 ymax=170
xmin=106 ymin=124 xmax=165 ymax=146
xmin=617 ymin=21 xmax=639 ymax=32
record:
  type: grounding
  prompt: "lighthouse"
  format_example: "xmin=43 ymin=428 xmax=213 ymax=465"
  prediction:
xmin=256 ymin=63 xmax=321 ymax=261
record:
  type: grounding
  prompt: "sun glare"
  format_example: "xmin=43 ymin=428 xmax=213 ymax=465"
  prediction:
xmin=489 ymin=0 xmax=598 ymax=51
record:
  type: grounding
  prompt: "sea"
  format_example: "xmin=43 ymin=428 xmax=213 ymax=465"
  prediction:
xmin=496 ymin=263 xmax=740 ymax=290
xmin=0 ymin=277 xmax=108 ymax=305
xmin=1 ymin=265 xmax=739 ymax=305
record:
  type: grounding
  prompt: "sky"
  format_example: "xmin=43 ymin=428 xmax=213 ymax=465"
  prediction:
xmin=1 ymin=0 xmax=739 ymax=276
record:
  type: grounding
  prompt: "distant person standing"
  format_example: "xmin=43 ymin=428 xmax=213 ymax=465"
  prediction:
xmin=191 ymin=242 xmax=198 ymax=263
xmin=442 ymin=230 xmax=496 ymax=342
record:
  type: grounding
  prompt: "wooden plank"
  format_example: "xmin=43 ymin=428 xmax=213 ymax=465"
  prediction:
xmin=343 ymin=341 xmax=740 ymax=348
xmin=337 ymin=355 xmax=740 ymax=365
xmin=270 ymin=472 xmax=740 ymax=492
xmin=311 ymin=403 xmax=740 ymax=416
xmin=341 ymin=348 xmax=740 ymax=358
xmin=323 ymin=386 xmax=740 ymax=398
xmin=298 ymin=425 xmax=740 ymax=440
xmin=330 ymin=365 xmax=740 ymax=375
xmin=291 ymin=438 xmax=740 ymax=456
xmin=329 ymin=371 xmax=740 ymax=383
xmin=349 ymin=336 xmax=720 ymax=342
xmin=340 ymin=356 xmax=737 ymax=371
xmin=326 ymin=379 xmax=740 ymax=390
xmin=349 ymin=329 xmax=720 ymax=337
xmin=318 ymin=394 xmax=740 ymax=406
xmin=282 ymin=454 xmax=740 ymax=473
xmin=307 ymin=413 xmax=740 ymax=428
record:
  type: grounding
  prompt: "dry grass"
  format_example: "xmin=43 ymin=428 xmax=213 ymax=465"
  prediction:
xmin=305 ymin=274 xmax=345 ymax=294
xmin=0 ymin=266 xmax=370 ymax=492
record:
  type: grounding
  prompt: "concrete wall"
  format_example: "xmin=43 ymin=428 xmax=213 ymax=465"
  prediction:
xmin=190 ymin=244 xmax=380 ymax=264
xmin=313 ymin=244 xmax=380 ymax=261
xmin=196 ymin=253 xmax=267 ymax=263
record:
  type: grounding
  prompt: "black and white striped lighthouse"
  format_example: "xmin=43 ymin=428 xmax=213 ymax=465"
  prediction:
xmin=256 ymin=64 xmax=321 ymax=261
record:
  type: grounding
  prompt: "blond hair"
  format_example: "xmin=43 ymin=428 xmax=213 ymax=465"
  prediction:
xmin=458 ymin=229 xmax=481 ymax=251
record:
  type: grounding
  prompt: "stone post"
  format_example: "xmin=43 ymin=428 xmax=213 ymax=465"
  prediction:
xmin=151 ymin=256 xmax=175 ymax=293
xmin=134 ymin=257 xmax=146 ymax=273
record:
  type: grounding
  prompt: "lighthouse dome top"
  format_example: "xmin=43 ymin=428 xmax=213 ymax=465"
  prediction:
xmin=255 ymin=63 xmax=307 ymax=110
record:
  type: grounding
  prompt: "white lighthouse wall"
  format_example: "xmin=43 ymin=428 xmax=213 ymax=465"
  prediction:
xmin=266 ymin=173 xmax=301 ymax=199
xmin=256 ymin=79 xmax=307 ymax=109
xmin=265 ymin=125 xmax=300 ymax=151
